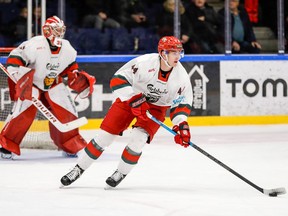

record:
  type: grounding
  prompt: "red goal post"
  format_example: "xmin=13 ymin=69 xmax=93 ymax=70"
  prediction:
xmin=0 ymin=47 xmax=14 ymax=54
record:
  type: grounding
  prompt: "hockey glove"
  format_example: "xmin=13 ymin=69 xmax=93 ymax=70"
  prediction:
xmin=15 ymin=69 xmax=35 ymax=101
xmin=68 ymin=70 xmax=96 ymax=99
xmin=128 ymin=93 xmax=150 ymax=121
xmin=172 ymin=121 xmax=191 ymax=148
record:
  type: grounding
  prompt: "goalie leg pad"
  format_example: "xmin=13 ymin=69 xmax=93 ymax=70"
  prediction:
xmin=46 ymin=89 xmax=86 ymax=153
xmin=49 ymin=121 xmax=87 ymax=154
xmin=0 ymin=135 xmax=21 ymax=155
xmin=0 ymin=102 xmax=37 ymax=155
xmin=61 ymin=134 xmax=87 ymax=154
xmin=47 ymin=83 xmax=78 ymax=116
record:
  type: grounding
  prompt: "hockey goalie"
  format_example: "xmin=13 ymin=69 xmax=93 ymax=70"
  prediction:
xmin=0 ymin=16 xmax=96 ymax=159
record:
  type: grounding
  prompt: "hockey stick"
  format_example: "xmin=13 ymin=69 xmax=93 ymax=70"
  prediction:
xmin=147 ymin=112 xmax=286 ymax=197
xmin=0 ymin=63 xmax=88 ymax=132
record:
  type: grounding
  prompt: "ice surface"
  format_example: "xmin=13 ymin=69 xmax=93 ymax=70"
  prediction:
xmin=1 ymin=125 xmax=287 ymax=216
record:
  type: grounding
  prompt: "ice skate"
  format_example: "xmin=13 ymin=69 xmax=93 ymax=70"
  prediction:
xmin=105 ymin=170 xmax=126 ymax=189
xmin=0 ymin=147 xmax=13 ymax=160
xmin=60 ymin=164 xmax=84 ymax=187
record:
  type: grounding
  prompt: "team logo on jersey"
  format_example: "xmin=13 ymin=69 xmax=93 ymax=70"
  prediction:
xmin=147 ymin=84 xmax=168 ymax=95
xmin=44 ymin=71 xmax=57 ymax=89
xmin=145 ymin=84 xmax=168 ymax=103
xmin=46 ymin=63 xmax=60 ymax=70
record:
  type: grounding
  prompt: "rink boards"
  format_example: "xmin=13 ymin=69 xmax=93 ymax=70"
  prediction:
xmin=1 ymin=54 xmax=288 ymax=129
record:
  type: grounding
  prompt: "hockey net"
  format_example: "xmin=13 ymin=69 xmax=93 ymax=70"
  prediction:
xmin=0 ymin=48 xmax=55 ymax=150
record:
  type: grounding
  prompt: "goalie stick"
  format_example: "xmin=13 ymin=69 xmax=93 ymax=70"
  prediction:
xmin=147 ymin=112 xmax=286 ymax=197
xmin=0 ymin=63 xmax=88 ymax=132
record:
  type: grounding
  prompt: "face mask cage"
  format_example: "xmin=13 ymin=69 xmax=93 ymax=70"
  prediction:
xmin=49 ymin=23 xmax=66 ymax=39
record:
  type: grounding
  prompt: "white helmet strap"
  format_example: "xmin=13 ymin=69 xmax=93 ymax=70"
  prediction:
xmin=160 ymin=51 xmax=172 ymax=68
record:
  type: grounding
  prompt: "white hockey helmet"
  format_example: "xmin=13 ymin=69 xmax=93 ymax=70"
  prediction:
xmin=42 ymin=16 xmax=66 ymax=47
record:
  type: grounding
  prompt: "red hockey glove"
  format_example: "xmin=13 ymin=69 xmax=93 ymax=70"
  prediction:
xmin=128 ymin=93 xmax=150 ymax=121
xmin=68 ymin=70 xmax=96 ymax=98
xmin=172 ymin=121 xmax=191 ymax=148
xmin=15 ymin=69 xmax=35 ymax=101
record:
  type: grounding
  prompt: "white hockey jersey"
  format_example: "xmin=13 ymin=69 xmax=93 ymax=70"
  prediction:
xmin=6 ymin=36 xmax=77 ymax=91
xmin=110 ymin=53 xmax=193 ymax=124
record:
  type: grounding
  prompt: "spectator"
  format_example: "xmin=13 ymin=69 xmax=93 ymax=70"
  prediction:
xmin=218 ymin=0 xmax=261 ymax=54
xmin=185 ymin=0 xmax=224 ymax=54
xmin=113 ymin=0 xmax=150 ymax=30
xmin=80 ymin=0 xmax=120 ymax=30
xmin=156 ymin=0 xmax=193 ymax=50
xmin=5 ymin=6 xmax=28 ymax=46
xmin=4 ymin=5 xmax=42 ymax=46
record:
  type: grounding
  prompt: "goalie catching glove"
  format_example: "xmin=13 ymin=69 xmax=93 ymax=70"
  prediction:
xmin=128 ymin=93 xmax=150 ymax=121
xmin=68 ymin=70 xmax=96 ymax=99
xmin=172 ymin=121 xmax=191 ymax=148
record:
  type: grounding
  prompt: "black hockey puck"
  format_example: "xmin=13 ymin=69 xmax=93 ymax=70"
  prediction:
xmin=269 ymin=192 xmax=278 ymax=197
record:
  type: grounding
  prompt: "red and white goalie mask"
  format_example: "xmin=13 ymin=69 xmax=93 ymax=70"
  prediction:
xmin=42 ymin=16 xmax=66 ymax=47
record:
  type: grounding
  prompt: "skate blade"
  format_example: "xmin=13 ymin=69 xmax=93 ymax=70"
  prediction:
xmin=104 ymin=184 xmax=114 ymax=190
xmin=59 ymin=184 xmax=66 ymax=189
xmin=0 ymin=153 xmax=14 ymax=160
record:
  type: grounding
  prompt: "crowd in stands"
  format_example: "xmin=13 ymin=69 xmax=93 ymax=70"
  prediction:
xmin=0 ymin=0 xmax=287 ymax=54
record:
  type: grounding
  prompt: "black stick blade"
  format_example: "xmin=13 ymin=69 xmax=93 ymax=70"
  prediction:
xmin=263 ymin=187 xmax=286 ymax=197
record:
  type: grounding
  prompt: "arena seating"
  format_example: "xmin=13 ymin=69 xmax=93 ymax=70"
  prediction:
xmin=65 ymin=27 xmax=159 ymax=55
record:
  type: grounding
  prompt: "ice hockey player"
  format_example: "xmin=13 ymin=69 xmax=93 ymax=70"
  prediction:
xmin=60 ymin=36 xmax=193 ymax=188
xmin=0 ymin=16 xmax=95 ymax=159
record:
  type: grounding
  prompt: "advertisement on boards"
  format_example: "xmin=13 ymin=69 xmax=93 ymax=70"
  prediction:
xmin=182 ymin=62 xmax=220 ymax=116
xmin=220 ymin=61 xmax=288 ymax=116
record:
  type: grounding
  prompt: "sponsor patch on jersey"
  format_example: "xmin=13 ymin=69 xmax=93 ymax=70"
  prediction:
xmin=172 ymin=95 xmax=185 ymax=105
xmin=44 ymin=71 xmax=57 ymax=89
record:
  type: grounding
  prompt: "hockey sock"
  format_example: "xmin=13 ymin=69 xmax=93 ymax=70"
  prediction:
xmin=118 ymin=146 xmax=142 ymax=175
xmin=78 ymin=139 xmax=104 ymax=170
